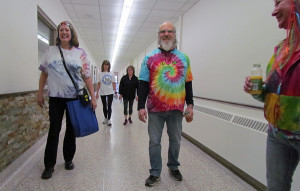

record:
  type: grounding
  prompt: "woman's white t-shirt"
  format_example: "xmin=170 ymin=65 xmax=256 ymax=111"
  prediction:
xmin=98 ymin=71 xmax=115 ymax=95
xmin=39 ymin=46 xmax=90 ymax=98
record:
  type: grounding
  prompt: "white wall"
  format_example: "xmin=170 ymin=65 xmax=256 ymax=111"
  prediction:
xmin=127 ymin=1 xmax=300 ymax=190
xmin=0 ymin=0 xmax=98 ymax=95
xmin=183 ymin=99 xmax=268 ymax=184
xmin=182 ymin=0 xmax=285 ymax=107
xmin=0 ymin=0 xmax=38 ymax=94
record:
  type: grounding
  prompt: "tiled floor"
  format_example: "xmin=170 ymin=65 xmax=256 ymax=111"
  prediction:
xmin=2 ymin=100 xmax=256 ymax=191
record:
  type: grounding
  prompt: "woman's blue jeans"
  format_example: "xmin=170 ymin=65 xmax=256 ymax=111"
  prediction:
xmin=148 ymin=110 xmax=183 ymax=177
xmin=267 ymin=129 xmax=300 ymax=191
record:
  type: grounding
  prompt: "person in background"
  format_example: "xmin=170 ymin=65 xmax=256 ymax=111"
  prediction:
xmin=37 ymin=21 xmax=97 ymax=179
xmin=96 ymin=60 xmax=117 ymax=126
xmin=244 ymin=0 xmax=300 ymax=190
xmin=138 ymin=21 xmax=194 ymax=187
xmin=119 ymin=65 xmax=139 ymax=125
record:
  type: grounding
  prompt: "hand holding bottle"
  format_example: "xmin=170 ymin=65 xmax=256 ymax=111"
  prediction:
xmin=249 ymin=64 xmax=263 ymax=94
xmin=244 ymin=76 xmax=253 ymax=94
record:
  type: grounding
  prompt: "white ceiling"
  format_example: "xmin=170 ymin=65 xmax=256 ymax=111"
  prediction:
xmin=60 ymin=0 xmax=200 ymax=71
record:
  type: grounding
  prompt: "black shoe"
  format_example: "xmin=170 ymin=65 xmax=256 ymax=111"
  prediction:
xmin=145 ymin=175 xmax=160 ymax=187
xmin=169 ymin=169 xmax=182 ymax=181
xmin=41 ymin=168 xmax=54 ymax=179
xmin=128 ymin=118 xmax=132 ymax=124
xmin=65 ymin=161 xmax=74 ymax=170
xmin=123 ymin=119 xmax=128 ymax=125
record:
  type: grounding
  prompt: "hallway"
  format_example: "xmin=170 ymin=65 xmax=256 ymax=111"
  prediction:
xmin=1 ymin=100 xmax=255 ymax=191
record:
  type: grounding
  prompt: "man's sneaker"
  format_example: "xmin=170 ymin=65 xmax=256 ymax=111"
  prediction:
xmin=103 ymin=118 xmax=107 ymax=124
xmin=41 ymin=167 xmax=54 ymax=179
xmin=65 ymin=161 xmax=74 ymax=170
xmin=169 ymin=169 xmax=183 ymax=181
xmin=123 ymin=119 xmax=128 ymax=125
xmin=107 ymin=119 xmax=112 ymax=126
xmin=128 ymin=118 xmax=132 ymax=124
xmin=145 ymin=175 xmax=160 ymax=187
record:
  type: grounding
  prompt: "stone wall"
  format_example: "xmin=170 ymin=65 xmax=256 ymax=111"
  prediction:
xmin=0 ymin=91 xmax=49 ymax=173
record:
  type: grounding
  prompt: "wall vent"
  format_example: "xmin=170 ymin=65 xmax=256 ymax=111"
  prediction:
xmin=231 ymin=116 xmax=268 ymax=133
xmin=194 ymin=105 xmax=233 ymax=121
xmin=194 ymin=105 xmax=268 ymax=134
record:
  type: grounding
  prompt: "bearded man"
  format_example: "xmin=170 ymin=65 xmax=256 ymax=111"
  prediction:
xmin=138 ymin=21 xmax=194 ymax=187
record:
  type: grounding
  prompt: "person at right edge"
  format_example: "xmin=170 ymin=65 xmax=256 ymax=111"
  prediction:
xmin=244 ymin=0 xmax=300 ymax=190
xmin=138 ymin=21 xmax=194 ymax=187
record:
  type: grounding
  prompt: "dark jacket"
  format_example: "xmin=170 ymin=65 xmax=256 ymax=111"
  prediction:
xmin=119 ymin=74 xmax=139 ymax=100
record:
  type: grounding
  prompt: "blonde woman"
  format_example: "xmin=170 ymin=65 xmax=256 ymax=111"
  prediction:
xmin=37 ymin=21 xmax=97 ymax=179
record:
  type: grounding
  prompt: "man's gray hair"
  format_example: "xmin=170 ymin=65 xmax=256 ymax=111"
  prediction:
xmin=157 ymin=22 xmax=178 ymax=47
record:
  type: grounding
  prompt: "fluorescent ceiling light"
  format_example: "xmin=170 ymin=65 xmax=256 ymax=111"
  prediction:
xmin=37 ymin=34 xmax=49 ymax=44
xmin=111 ymin=0 xmax=133 ymax=70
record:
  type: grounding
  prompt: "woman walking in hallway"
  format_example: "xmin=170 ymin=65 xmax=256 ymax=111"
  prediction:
xmin=37 ymin=21 xmax=97 ymax=179
xmin=119 ymin=65 xmax=139 ymax=125
xmin=244 ymin=1 xmax=300 ymax=190
xmin=96 ymin=60 xmax=117 ymax=126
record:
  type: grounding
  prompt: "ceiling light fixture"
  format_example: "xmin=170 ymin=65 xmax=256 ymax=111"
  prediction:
xmin=111 ymin=0 xmax=133 ymax=70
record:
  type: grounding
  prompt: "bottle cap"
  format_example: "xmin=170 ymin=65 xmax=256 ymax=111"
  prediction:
xmin=253 ymin=64 xmax=261 ymax=67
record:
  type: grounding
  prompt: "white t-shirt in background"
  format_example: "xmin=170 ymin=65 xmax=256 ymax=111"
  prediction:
xmin=98 ymin=71 xmax=115 ymax=96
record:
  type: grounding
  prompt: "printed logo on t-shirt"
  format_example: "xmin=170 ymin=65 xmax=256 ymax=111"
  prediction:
xmin=102 ymin=75 xmax=112 ymax=85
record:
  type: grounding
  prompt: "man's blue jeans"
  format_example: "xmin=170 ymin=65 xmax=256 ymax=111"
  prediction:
xmin=148 ymin=110 xmax=183 ymax=177
xmin=267 ymin=129 xmax=300 ymax=191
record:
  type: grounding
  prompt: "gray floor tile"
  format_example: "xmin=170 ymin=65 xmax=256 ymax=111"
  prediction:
xmin=6 ymin=101 xmax=255 ymax=191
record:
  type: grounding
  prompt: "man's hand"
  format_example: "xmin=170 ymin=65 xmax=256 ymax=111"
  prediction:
xmin=184 ymin=106 xmax=193 ymax=123
xmin=138 ymin=109 xmax=147 ymax=123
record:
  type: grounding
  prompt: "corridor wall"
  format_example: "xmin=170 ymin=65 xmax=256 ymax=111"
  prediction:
xmin=0 ymin=0 xmax=98 ymax=174
xmin=129 ymin=0 xmax=300 ymax=190
xmin=181 ymin=0 xmax=300 ymax=190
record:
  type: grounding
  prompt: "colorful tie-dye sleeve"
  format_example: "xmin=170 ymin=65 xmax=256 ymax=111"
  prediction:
xmin=266 ymin=54 xmax=275 ymax=76
xmin=139 ymin=56 xmax=150 ymax=82
xmin=185 ymin=54 xmax=193 ymax=82
xmin=80 ymin=49 xmax=91 ymax=79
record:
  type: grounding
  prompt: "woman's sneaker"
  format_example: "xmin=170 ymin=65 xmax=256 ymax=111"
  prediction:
xmin=145 ymin=175 xmax=160 ymax=187
xmin=103 ymin=118 xmax=107 ymax=124
xmin=123 ymin=119 xmax=128 ymax=125
xmin=128 ymin=118 xmax=132 ymax=124
xmin=107 ymin=120 xmax=112 ymax=126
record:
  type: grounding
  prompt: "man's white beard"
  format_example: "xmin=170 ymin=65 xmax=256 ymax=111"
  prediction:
xmin=160 ymin=40 xmax=174 ymax=51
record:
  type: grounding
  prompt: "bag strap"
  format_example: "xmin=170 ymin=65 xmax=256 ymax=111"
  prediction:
xmin=58 ymin=45 xmax=79 ymax=92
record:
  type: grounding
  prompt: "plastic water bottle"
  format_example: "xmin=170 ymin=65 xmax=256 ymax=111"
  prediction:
xmin=249 ymin=64 xmax=263 ymax=94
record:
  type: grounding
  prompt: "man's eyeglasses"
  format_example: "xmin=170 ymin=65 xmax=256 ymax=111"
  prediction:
xmin=159 ymin=30 xmax=175 ymax=34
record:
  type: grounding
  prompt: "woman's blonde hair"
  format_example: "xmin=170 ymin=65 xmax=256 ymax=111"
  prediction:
xmin=55 ymin=21 xmax=79 ymax=48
